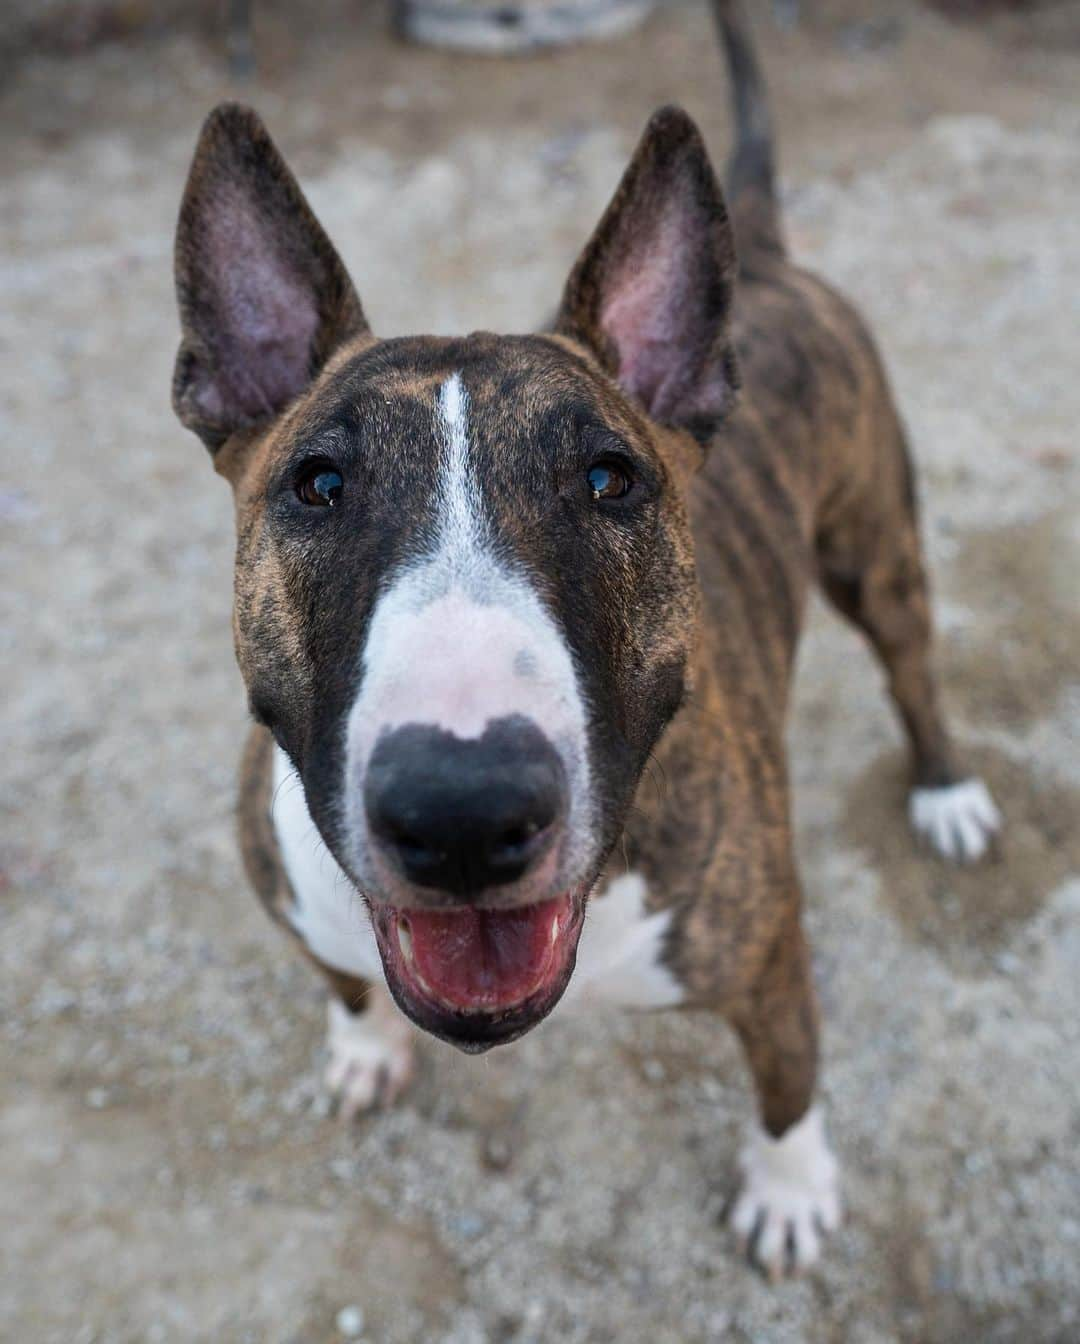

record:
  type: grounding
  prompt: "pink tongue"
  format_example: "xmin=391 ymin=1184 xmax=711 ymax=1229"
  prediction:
xmin=405 ymin=896 xmax=568 ymax=1010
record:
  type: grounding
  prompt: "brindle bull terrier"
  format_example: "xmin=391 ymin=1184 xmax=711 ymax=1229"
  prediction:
xmin=171 ymin=0 xmax=1001 ymax=1277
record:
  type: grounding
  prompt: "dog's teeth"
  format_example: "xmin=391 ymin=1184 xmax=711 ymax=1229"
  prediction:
xmin=395 ymin=916 xmax=437 ymax=997
xmin=550 ymin=916 xmax=560 ymax=946
xmin=397 ymin=917 xmax=414 ymax=966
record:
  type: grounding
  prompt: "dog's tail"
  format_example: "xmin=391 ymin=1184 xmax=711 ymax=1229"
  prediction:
xmin=711 ymin=0 xmax=785 ymax=258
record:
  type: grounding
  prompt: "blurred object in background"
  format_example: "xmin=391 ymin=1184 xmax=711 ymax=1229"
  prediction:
xmin=772 ymin=0 xmax=802 ymax=29
xmin=226 ymin=0 xmax=254 ymax=74
xmin=0 ymin=0 xmax=1064 ymax=75
xmin=928 ymin=0 xmax=1048 ymax=11
xmin=393 ymin=0 xmax=657 ymax=53
xmin=0 ymin=0 xmax=188 ymax=60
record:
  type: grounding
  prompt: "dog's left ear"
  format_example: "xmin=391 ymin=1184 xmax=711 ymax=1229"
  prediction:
xmin=173 ymin=103 xmax=369 ymax=452
xmin=555 ymin=106 xmax=738 ymax=443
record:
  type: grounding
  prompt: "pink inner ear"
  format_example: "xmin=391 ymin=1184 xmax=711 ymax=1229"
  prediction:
xmin=602 ymin=205 xmax=698 ymax=403
xmin=198 ymin=184 xmax=320 ymax=421
xmin=599 ymin=198 xmax=724 ymax=425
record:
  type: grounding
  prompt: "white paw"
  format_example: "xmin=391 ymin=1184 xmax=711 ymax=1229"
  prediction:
xmin=324 ymin=990 xmax=415 ymax=1119
xmin=908 ymin=776 xmax=1002 ymax=863
xmin=729 ymin=1105 xmax=841 ymax=1280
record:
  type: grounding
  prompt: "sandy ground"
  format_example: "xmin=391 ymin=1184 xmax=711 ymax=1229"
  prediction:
xmin=2 ymin=1 xmax=1079 ymax=1340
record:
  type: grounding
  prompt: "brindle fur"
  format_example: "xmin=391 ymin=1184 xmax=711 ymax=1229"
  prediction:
xmin=181 ymin=2 xmax=967 ymax=1145
xmin=622 ymin=253 xmax=955 ymax=1133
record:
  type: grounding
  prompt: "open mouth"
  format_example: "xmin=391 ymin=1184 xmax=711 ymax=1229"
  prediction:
xmin=370 ymin=891 xmax=586 ymax=1050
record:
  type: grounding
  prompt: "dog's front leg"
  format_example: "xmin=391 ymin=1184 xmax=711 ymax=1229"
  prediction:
xmin=318 ymin=966 xmax=416 ymax=1119
xmin=726 ymin=912 xmax=841 ymax=1280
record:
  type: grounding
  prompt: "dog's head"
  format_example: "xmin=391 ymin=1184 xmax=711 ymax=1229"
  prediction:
xmin=172 ymin=103 xmax=737 ymax=1049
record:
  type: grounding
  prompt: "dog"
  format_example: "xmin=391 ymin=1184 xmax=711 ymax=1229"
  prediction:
xmin=170 ymin=0 xmax=1002 ymax=1278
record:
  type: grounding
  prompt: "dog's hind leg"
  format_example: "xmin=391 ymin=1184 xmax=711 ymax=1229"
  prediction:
xmin=817 ymin=429 xmax=1002 ymax=862
xmin=726 ymin=911 xmax=841 ymax=1280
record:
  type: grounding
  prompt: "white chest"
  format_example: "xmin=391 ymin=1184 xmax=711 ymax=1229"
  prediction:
xmin=271 ymin=747 xmax=385 ymax=983
xmin=559 ymin=872 xmax=685 ymax=1013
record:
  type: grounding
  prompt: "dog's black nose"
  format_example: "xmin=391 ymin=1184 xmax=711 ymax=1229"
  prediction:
xmin=364 ymin=715 xmax=568 ymax=897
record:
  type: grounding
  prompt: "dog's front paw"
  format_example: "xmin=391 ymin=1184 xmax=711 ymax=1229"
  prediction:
xmin=324 ymin=991 xmax=415 ymax=1118
xmin=908 ymin=776 xmax=1002 ymax=863
xmin=729 ymin=1105 xmax=841 ymax=1280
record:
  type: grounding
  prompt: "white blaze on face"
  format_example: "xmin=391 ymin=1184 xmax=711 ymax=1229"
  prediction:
xmin=342 ymin=372 xmax=593 ymax=890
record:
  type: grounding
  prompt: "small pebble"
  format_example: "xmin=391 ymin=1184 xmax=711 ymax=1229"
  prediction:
xmin=482 ymin=1132 xmax=513 ymax=1171
xmin=994 ymin=951 xmax=1023 ymax=977
xmin=336 ymin=1304 xmax=365 ymax=1338
xmin=329 ymin=1156 xmax=358 ymax=1183
xmin=450 ymin=1211 xmax=486 ymax=1240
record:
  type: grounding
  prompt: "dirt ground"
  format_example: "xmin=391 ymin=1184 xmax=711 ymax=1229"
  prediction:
xmin=2 ymin=1 xmax=1078 ymax=1340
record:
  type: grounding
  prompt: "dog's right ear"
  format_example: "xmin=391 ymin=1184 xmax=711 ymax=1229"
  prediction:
xmin=555 ymin=106 xmax=738 ymax=444
xmin=172 ymin=104 xmax=368 ymax=451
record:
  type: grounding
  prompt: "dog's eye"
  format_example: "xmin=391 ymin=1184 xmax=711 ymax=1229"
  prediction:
xmin=295 ymin=463 xmax=343 ymax=507
xmin=587 ymin=460 xmax=632 ymax=502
